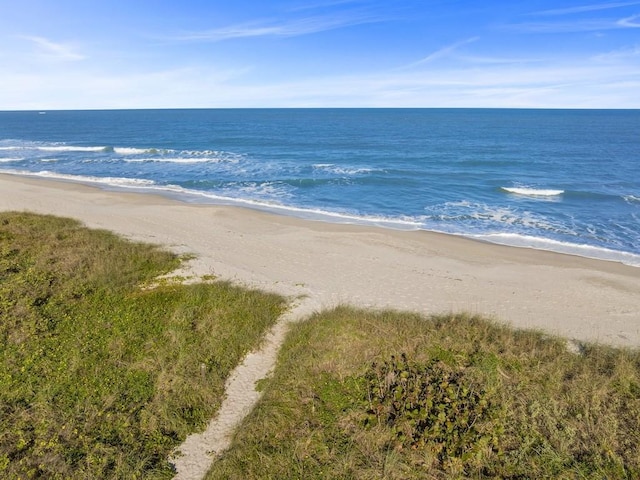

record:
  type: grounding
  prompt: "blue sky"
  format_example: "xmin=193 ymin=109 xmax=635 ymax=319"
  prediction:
xmin=1 ymin=0 xmax=639 ymax=109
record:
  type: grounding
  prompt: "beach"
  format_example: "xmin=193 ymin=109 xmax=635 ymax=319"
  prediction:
xmin=2 ymin=173 xmax=639 ymax=347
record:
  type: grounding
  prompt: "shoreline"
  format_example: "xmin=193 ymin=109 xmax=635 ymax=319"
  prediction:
xmin=3 ymin=170 xmax=639 ymax=268
xmin=1 ymin=173 xmax=639 ymax=347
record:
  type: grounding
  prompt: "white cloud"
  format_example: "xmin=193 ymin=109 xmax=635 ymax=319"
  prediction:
xmin=510 ymin=1 xmax=640 ymax=32
xmin=618 ymin=13 xmax=640 ymax=26
xmin=2 ymin=54 xmax=639 ymax=110
xmin=250 ymin=57 xmax=640 ymax=108
xmin=454 ymin=54 xmax=543 ymax=65
xmin=21 ymin=36 xmax=86 ymax=62
xmin=502 ymin=19 xmax=621 ymax=33
xmin=173 ymin=12 xmax=382 ymax=42
xmin=531 ymin=1 xmax=640 ymax=16
xmin=593 ymin=44 xmax=640 ymax=60
xmin=288 ymin=0 xmax=368 ymax=12
xmin=402 ymin=37 xmax=480 ymax=68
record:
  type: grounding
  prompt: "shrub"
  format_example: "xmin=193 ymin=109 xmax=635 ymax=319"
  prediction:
xmin=363 ymin=353 xmax=503 ymax=471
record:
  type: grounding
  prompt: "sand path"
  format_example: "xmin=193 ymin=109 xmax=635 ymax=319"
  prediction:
xmin=169 ymin=298 xmax=319 ymax=479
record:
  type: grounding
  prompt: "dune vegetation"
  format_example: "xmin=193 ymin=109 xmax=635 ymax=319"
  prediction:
xmin=0 ymin=212 xmax=285 ymax=479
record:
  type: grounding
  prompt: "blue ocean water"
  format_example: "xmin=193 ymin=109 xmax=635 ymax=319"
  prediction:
xmin=1 ymin=109 xmax=639 ymax=266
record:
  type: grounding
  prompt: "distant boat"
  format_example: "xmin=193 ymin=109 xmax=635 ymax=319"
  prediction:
xmin=38 ymin=111 xmax=47 ymax=115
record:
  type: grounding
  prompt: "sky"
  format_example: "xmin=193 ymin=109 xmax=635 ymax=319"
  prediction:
xmin=1 ymin=0 xmax=639 ymax=109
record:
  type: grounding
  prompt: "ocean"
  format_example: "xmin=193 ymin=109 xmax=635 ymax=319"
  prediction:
xmin=1 ymin=108 xmax=639 ymax=266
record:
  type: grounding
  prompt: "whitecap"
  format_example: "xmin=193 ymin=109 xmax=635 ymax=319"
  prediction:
xmin=37 ymin=146 xmax=108 ymax=152
xmin=113 ymin=147 xmax=155 ymax=155
xmin=502 ymin=186 xmax=564 ymax=197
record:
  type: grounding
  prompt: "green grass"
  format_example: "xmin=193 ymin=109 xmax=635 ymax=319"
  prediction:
xmin=207 ymin=307 xmax=640 ymax=479
xmin=0 ymin=212 xmax=286 ymax=479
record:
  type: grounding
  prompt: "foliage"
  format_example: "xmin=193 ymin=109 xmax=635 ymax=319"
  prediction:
xmin=363 ymin=353 xmax=502 ymax=468
xmin=0 ymin=212 xmax=285 ymax=479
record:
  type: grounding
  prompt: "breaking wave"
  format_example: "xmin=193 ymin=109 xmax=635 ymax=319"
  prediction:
xmin=501 ymin=186 xmax=564 ymax=197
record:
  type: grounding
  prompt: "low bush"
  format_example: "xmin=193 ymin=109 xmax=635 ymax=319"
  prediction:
xmin=363 ymin=353 xmax=502 ymax=471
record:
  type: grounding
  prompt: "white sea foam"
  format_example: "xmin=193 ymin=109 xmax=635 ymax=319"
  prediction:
xmin=132 ymin=182 xmax=425 ymax=229
xmin=37 ymin=146 xmax=108 ymax=152
xmin=228 ymin=182 xmax=293 ymax=200
xmin=502 ymin=187 xmax=564 ymax=197
xmin=0 ymin=158 xmax=23 ymax=162
xmin=471 ymin=233 xmax=640 ymax=267
xmin=184 ymin=149 xmax=240 ymax=157
xmin=124 ymin=157 xmax=231 ymax=164
xmin=221 ymin=199 xmax=424 ymax=229
xmin=0 ymin=169 xmax=155 ymax=188
xmin=427 ymin=201 xmax=569 ymax=234
xmin=312 ymin=163 xmax=375 ymax=175
xmin=120 ymin=148 xmax=243 ymax=164
xmin=113 ymin=147 xmax=155 ymax=155
xmin=623 ymin=195 xmax=640 ymax=204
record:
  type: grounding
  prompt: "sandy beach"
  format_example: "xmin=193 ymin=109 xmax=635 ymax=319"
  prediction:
xmin=1 ymin=173 xmax=639 ymax=347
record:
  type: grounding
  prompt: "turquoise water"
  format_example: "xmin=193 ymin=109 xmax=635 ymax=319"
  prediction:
xmin=1 ymin=108 xmax=639 ymax=265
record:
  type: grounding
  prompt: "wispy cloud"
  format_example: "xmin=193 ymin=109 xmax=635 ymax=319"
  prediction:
xmin=4 ymin=50 xmax=640 ymax=109
xmin=207 ymin=56 xmax=640 ymax=108
xmin=618 ymin=13 xmax=640 ymax=26
xmin=174 ymin=12 xmax=382 ymax=42
xmin=22 ymin=36 xmax=85 ymax=61
xmin=593 ymin=43 xmax=640 ymax=60
xmin=454 ymin=54 xmax=543 ymax=65
xmin=531 ymin=1 xmax=640 ymax=16
xmin=287 ymin=0 xmax=368 ymax=12
xmin=403 ymin=37 xmax=480 ymax=68
xmin=504 ymin=19 xmax=618 ymax=33
xmin=507 ymin=1 xmax=640 ymax=32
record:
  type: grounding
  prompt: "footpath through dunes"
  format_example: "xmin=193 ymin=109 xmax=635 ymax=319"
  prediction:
xmin=169 ymin=298 xmax=320 ymax=480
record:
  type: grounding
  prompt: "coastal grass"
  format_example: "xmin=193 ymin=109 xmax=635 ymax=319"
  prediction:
xmin=207 ymin=307 xmax=640 ymax=479
xmin=0 ymin=212 xmax=286 ymax=479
